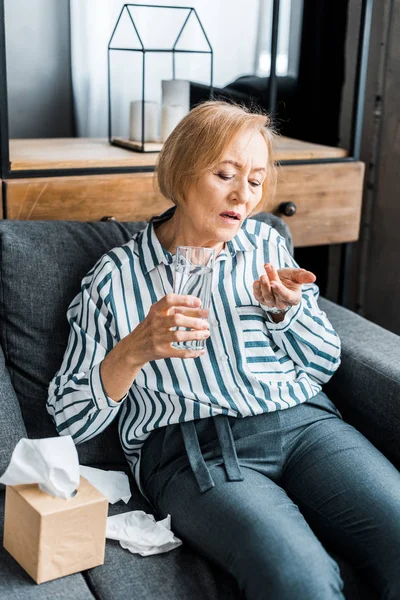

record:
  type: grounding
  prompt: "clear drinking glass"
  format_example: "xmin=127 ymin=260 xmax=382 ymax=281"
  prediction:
xmin=172 ymin=246 xmax=215 ymax=351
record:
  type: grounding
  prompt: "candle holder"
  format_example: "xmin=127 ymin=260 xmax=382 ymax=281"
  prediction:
xmin=108 ymin=4 xmax=213 ymax=153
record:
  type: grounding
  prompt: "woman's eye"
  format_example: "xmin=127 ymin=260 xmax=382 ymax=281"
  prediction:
xmin=249 ymin=181 xmax=261 ymax=187
xmin=217 ymin=173 xmax=233 ymax=181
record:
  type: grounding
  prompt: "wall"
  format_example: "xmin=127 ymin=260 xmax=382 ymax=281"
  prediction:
xmin=4 ymin=0 xmax=74 ymax=138
xmin=338 ymin=0 xmax=400 ymax=335
xmin=359 ymin=0 xmax=400 ymax=333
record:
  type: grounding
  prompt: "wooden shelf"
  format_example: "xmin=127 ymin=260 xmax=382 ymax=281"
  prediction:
xmin=9 ymin=136 xmax=348 ymax=171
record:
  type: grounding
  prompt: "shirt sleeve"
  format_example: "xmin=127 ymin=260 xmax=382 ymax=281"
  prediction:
xmin=46 ymin=255 xmax=128 ymax=445
xmin=260 ymin=233 xmax=342 ymax=385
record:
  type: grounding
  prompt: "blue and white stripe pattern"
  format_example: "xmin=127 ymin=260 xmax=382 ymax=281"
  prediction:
xmin=47 ymin=207 xmax=341 ymax=497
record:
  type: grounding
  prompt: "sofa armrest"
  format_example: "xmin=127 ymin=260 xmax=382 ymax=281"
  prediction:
xmin=0 ymin=344 xmax=28 ymax=487
xmin=319 ymin=298 xmax=400 ymax=470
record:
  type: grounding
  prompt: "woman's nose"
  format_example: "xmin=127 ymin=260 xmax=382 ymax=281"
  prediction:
xmin=230 ymin=181 xmax=250 ymax=204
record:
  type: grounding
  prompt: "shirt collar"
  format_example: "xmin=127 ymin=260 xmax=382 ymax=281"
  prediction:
xmin=226 ymin=222 xmax=258 ymax=256
xmin=139 ymin=206 xmax=176 ymax=275
xmin=140 ymin=205 xmax=258 ymax=275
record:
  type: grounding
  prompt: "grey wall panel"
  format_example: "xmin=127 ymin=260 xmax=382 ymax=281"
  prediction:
xmin=4 ymin=0 xmax=73 ymax=138
xmin=363 ymin=0 xmax=400 ymax=333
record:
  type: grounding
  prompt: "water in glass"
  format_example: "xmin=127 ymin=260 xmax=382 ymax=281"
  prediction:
xmin=172 ymin=247 xmax=214 ymax=351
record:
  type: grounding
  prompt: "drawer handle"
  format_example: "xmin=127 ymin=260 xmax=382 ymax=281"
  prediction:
xmin=100 ymin=216 xmax=118 ymax=222
xmin=278 ymin=202 xmax=297 ymax=217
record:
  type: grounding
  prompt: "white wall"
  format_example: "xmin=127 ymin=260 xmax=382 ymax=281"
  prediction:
xmin=70 ymin=0 xmax=261 ymax=137
xmin=4 ymin=0 xmax=73 ymax=138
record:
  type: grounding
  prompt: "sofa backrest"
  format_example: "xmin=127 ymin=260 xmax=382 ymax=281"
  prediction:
xmin=0 ymin=213 xmax=293 ymax=468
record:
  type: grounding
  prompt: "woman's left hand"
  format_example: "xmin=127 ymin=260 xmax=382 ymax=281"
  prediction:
xmin=253 ymin=263 xmax=316 ymax=310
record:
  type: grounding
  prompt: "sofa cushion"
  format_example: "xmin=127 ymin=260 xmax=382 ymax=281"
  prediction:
xmin=91 ymin=499 xmax=244 ymax=600
xmin=0 ymin=343 xmax=27 ymax=488
xmin=0 ymin=220 xmax=145 ymax=467
xmin=0 ymin=490 xmax=95 ymax=599
xmin=0 ymin=213 xmax=291 ymax=469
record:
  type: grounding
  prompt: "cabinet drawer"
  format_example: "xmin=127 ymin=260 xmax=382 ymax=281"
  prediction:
xmin=4 ymin=161 xmax=364 ymax=247
xmin=273 ymin=162 xmax=364 ymax=247
xmin=4 ymin=173 xmax=173 ymax=222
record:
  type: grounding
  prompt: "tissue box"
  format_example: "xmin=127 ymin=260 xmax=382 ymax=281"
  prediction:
xmin=3 ymin=475 xmax=108 ymax=584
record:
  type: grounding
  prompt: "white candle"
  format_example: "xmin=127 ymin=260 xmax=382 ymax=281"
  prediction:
xmin=161 ymin=104 xmax=186 ymax=142
xmin=129 ymin=100 xmax=159 ymax=143
xmin=161 ymin=80 xmax=190 ymax=115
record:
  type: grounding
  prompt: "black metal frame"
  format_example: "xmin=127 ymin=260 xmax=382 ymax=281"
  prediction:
xmin=0 ymin=0 xmax=374 ymax=305
xmin=108 ymin=4 xmax=213 ymax=152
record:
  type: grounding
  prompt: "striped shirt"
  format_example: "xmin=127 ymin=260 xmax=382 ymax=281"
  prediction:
xmin=47 ymin=207 xmax=341 ymax=498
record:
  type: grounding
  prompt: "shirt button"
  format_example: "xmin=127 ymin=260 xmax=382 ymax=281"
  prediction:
xmin=220 ymin=354 xmax=229 ymax=362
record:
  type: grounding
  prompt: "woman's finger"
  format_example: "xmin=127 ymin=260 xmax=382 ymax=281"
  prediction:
xmin=172 ymin=307 xmax=209 ymax=319
xmin=265 ymin=264 xmax=290 ymax=303
xmin=253 ymin=280 xmax=265 ymax=304
xmin=277 ymin=267 xmax=316 ymax=285
xmin=265 ymin=263 xmax=284 ymax=285
xmin=260 ymin=272 xmax=271 ymax=295
xmin=257 ymin=275 xmax=278 ymax=307
xmin=266 ymin=264 xmax=299 ymax=303
xmin=259 ymin=273 xmax=276 ymax=306
xmin=169 ymin=328 xmax=210 ymax=343
xmin=269 ymin=279 xmax=297 ymax=304
xmin=165 ymin=313 xmax=210 ymax=331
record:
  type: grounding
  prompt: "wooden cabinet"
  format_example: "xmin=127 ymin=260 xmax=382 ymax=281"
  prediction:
xmin=3 ymin=138 xmax=364 ymax=248
xmin=274 ymin=162 xmax=364 ymax=247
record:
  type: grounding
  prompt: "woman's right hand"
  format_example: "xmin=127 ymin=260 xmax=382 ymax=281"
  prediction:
xmin=127 ymin=294 xmax=210 ymax=364
xmin=100 ymin=294 xmax=209 ymax=402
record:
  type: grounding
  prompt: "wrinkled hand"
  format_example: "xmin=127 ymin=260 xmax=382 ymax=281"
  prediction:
xmin=128 ymin=294 xmax=210 ymax=362
xmin=253 ymin=263 xmax=316 ymax=310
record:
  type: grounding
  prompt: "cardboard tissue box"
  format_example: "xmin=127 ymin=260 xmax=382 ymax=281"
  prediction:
xmin=0 ymin=436 xmax=109 ymax=584
xmin=3 ymin=475 xmax=108 ymax=584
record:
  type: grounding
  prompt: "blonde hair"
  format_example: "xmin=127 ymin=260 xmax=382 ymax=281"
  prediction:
xmin=156 ymin=100 xmax=277 ymax=215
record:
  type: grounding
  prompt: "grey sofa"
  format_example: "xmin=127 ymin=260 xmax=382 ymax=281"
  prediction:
xmin=0 ymin=213 xmax=399 ymax=600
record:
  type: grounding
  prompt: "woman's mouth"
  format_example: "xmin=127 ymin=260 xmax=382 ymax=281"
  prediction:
xmin=219 ymin=213 xmax=241 ymax=225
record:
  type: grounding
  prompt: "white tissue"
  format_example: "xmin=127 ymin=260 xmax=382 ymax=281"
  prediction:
xmin=79 ymin=465 xmax=131 ymax=504
xmin=0 ymin=436 xmax=80 ymax=498
xmin=106 ymin=511 xmax=182 ymax=556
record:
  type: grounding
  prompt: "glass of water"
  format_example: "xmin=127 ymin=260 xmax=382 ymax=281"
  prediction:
xmin=172 ymin=246 xmax=215 ymax=351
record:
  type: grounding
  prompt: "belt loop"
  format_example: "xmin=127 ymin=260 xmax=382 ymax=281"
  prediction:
xmin=213 ymin=416 xmax=244 ymax=482
xmin=180 ymin=421 xmax=215 ymax=493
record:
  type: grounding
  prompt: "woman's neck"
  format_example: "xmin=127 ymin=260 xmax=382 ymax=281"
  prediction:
xmin=154 ymin=213 xmax=225 ymax=257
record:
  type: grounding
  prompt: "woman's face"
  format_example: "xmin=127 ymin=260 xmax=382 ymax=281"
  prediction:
xmin=182 ymin=128 xmax=268 ymax=246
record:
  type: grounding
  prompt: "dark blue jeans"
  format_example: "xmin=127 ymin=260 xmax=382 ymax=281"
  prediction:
xmin=140 ymin=391 xmax=400 ymax=600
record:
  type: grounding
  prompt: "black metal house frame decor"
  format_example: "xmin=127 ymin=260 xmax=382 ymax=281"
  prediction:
xmin=108 ymin=3 xmax=214 ymax=153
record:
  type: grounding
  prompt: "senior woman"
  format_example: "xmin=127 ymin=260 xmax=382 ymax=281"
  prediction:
xmin=48 ymin=101 xmax=400 ymax=600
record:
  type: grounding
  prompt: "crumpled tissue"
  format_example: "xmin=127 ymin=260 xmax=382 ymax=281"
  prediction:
xmin=106 ymin=511 xmax=183 ymax=556
xmin=0 ymin=436 xmax=79 ymax=498
xmin=80 ymin=465 xmax=131 ymax=504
